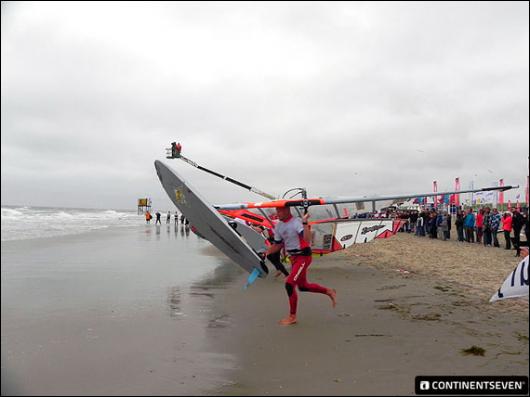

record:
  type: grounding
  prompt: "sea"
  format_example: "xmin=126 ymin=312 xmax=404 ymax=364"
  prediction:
xmin=1 ymin=205 xmax=143 ymax=242
xmin=1 ymin=205 xmax=240 ymax=394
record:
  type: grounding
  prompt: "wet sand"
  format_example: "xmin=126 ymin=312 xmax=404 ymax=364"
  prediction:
xmin=1 ymin=225 xmax=240 ymax=395
xmin=205 ymin=233 xmax=528 ymax=395
xmin=2 ymin=228 xmax=528 ymax=395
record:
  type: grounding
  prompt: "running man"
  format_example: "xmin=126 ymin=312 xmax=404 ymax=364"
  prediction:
xmin=265 ymin=207 xmax=336 ymax=326
xmin=251 ymin=225 xmax=289 ymax=278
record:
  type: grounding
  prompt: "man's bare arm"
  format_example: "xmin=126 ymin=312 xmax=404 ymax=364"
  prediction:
xmin=266 ymin=243 xmax=283 ymax=256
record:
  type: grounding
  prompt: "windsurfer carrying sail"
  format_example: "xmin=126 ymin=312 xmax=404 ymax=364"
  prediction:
xmin=253 ymin=225 xmax=289 ymax=278
xmin=265 ymin=207 xmax=336 ymax=325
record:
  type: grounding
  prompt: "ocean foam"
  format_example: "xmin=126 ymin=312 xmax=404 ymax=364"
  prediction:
xmin=1 ymin=206 xmax=143 ymax=241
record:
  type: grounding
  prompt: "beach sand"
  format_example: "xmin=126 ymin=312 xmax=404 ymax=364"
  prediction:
xmin=205 ymin=233 xmax=528 ymax=395
xmin=2 ymin=228 xmax=528 ymax=395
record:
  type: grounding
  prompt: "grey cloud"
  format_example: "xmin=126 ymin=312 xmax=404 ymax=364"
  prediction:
xmin=1 ymin=2 xmax=528 ymax=210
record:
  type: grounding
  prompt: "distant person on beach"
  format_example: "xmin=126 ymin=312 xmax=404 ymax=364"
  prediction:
xmin=166 ymin=211 xmax=171 ymax=224
xmin=512 ymin=209 xmax=524 ymax=253
xmin=180 ymin=214 xmax=185 ymax=224
xmin=455 ymin=210 xmax=465 ymax=242
xmin=155 ymin=211 xmax=161 ymax=225
xmin=409 ymin=211 xmax=418 ymax=234
xmin=490 ymin=208 xmax=501 ymax=248
xmin=502 ymin=212 xmax=513 ymax=250
xmin=265 ymin=207 xmax=336 ymax=326
xmin=421 ymin=211 xmax=429 ymax=234
xmin=464 ymin=208 xmax=475 ymax=243
xmin=415 ymin=213 xmax=425 ymax=237
xmin=145 ymin=210 xmax=152 ymax=224
xmin=476 ymin=208 xmax=484 ymax=244
xmin=482 ymin=207 xmax=492 ymax=247
xmin=437 ymin=212 xmax=449 ymax=241
xmin=446 ymin=212 xmax=452 ymax=240
xmin=174 ymin=213 xmax=179 ymax=223
xmin=428 ymin=211 xmax=437 ymax=239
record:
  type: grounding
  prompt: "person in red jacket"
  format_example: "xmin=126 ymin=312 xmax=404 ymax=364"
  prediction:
xmin=265 ymin=207 xmax=336 ymax=326
xmin=502 ymin=212 xmax=513 ymax=250
xmin=475 ymin=208 xmax=484 ymax=243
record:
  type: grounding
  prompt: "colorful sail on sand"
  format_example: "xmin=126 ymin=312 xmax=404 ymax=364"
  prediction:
xmin=158 ymin=143 xmax=519 ymax=278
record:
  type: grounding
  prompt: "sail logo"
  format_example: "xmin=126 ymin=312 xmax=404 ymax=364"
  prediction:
xmin=340 ymin=234 xmax=353 ymax=242
xmin=174 ymin=188 xmax=186 ymax=204
xmin=361 ymin=224 xmax=385 ymax=234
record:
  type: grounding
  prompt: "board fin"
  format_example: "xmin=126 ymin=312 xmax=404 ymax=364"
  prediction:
xmin=244 ymin=268 xmax=261 ymax=290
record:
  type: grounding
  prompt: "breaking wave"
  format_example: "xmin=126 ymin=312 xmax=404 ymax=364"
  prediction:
xmin=1 ymin=206 xmax=143 ymax=241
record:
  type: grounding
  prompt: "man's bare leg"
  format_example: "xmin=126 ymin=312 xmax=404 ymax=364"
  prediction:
xmin=327 ymin=288 xmax=337 ymax=308
xmin=279 ymin=314 xmax=297 ymax=326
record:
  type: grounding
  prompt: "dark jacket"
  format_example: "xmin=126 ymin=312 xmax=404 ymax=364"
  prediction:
xmin=512 ymin=212 xmax=524 ymax=231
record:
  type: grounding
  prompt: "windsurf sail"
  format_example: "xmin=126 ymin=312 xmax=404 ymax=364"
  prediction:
xmin=311 ymin=218 xmax=406 ymax=254
xmin=214 ymin=185 xmax=517 ymax=210
xmin=155 ymin=160 xmax=267 ymax=278
xmin=490 ymin=256 xmax=529 ymax=303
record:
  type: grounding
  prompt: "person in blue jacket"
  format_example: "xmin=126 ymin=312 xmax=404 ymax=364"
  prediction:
xmin=463 ymin=208 xmax=475 ymax=243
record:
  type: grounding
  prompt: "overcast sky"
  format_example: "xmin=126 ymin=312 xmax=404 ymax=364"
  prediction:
xmin=1 ymin=2 xmax=528 ymax=211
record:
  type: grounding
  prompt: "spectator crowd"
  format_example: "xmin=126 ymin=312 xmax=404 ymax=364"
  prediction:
xmin=398 ymin=207 xmax=529 ymax=256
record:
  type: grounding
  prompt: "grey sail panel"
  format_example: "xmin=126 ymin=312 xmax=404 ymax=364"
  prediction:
xmin=154 ymin=160 xmax=266 ymax=277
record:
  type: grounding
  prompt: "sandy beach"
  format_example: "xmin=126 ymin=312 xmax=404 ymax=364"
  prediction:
xmin=2 ymin=227 xmax=528 ymax=396
xmin=205 ymin=233 xmax=529 ymax=395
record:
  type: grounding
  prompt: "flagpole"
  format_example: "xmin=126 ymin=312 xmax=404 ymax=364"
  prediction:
xmin=525 ymin=156 xmax=530 ymax=204
xmin=499 ymin=179 xmax=504 ymax=210
xmin=433 ymin=180 xmax=438 ymax=210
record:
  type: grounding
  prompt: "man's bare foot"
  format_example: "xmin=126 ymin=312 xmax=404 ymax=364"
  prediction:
xmin=278 ymin=314 xmax=297 ymax=326
xmin=327 ymin=288 xmax=337 ymax=308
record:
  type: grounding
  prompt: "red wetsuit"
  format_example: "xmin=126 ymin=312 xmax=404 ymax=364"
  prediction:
xmin=274 ymin=215 xmax=328 ymax=315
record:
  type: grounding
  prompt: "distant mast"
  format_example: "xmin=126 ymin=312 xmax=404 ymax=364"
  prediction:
xmin=499 ymin=179 xmax=504 ymax=207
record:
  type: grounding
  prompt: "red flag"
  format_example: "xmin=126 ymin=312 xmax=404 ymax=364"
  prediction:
xmin=454 ymin=177 xmax=460 ymax=206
